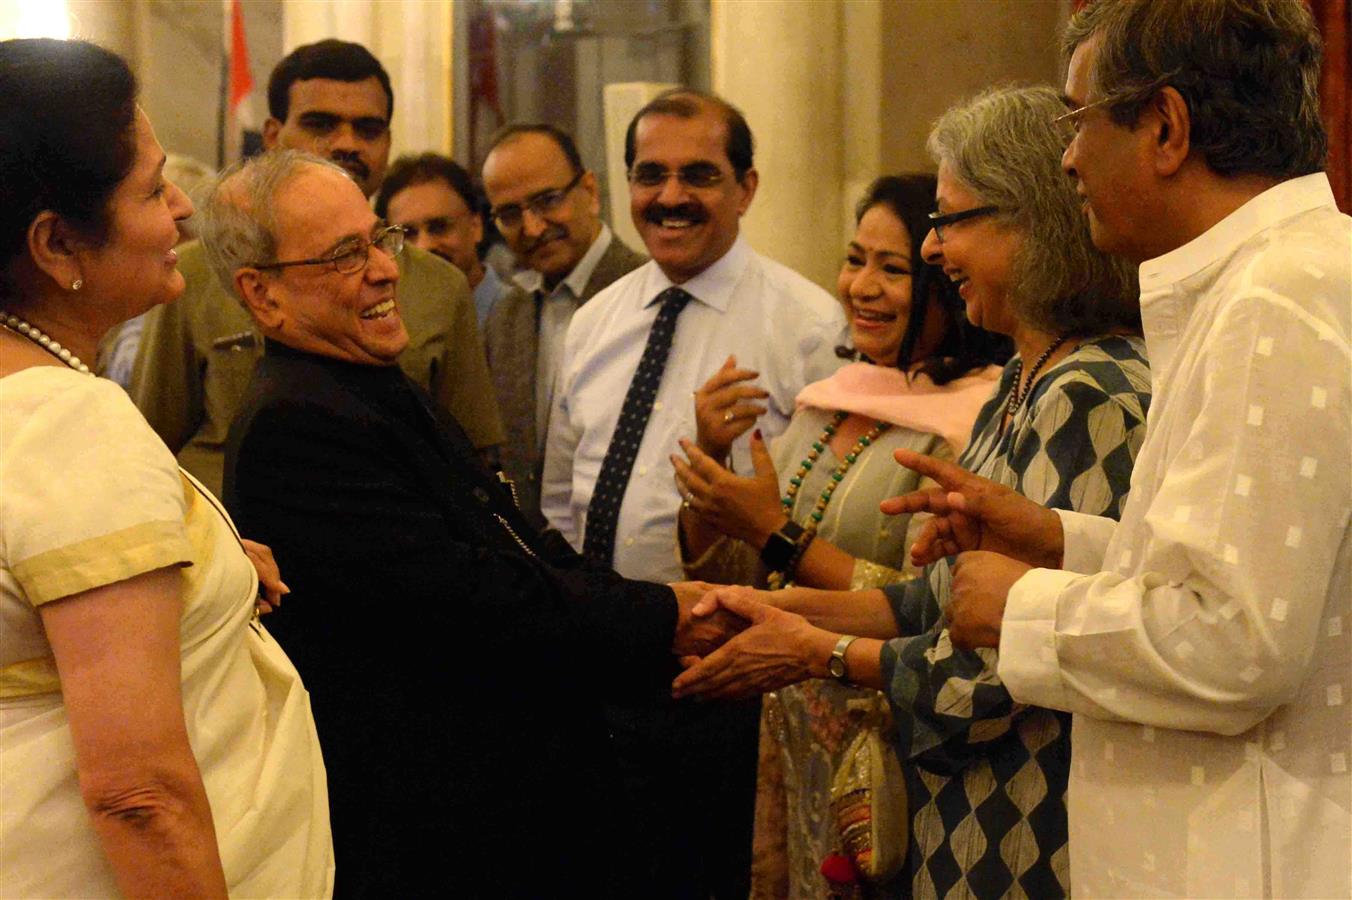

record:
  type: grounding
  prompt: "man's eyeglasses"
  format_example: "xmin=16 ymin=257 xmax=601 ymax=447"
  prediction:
xmin=627 ymin=162 xmax=727 ymax=190
xmin=1053 ymin=95 xmax=1117 ymax=130
xmin=1054 ymin=72 xmax=1180 ymax=132
xmin=252 ymin=224 xmax=405 ymax=275
xmin=491 ymin=171 xmax=585 ymax=231
xmin=927 ymin=206 xmax=999 ymax=242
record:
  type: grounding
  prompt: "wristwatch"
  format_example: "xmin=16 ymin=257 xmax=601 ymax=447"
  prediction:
xmin=828 ymin=634 xmax=860 ymax=683
xmin=760 ymin=520 xmax=807 ymax=572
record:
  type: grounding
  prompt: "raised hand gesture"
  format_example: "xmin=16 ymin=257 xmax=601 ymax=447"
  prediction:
xmin=692 ymin=355 xmax=770 ymax=463
xmin=672 ymin=430 xmax=784 ymax=548
xmin=881 ymin=448 xmax=1064 ymax=570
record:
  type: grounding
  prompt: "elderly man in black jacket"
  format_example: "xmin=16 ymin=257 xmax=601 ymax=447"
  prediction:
xmin=206 ymin=150 xmax=736 ymax=898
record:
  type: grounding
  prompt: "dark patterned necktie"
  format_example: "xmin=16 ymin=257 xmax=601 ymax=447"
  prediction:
xmin=582 ymin=286 xmax=692 ymax=564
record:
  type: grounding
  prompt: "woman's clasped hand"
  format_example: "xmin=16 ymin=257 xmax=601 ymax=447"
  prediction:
xmin=673 ymin=433 xmax=784 ymax=548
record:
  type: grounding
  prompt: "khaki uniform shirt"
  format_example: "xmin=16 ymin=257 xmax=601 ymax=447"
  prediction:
xmin=130 ymin=240 xmax=504 ymax=496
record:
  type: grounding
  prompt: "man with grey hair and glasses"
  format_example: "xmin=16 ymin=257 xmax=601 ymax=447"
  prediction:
xmin=888 ymin=0 xmax=1349 ymax=896
xmin=203 ymin=149 xmax=742 ymax=897
xmin=130 ymin=39 xmax=503 ymax=498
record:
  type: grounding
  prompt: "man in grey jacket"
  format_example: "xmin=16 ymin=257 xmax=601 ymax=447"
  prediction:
xmin=481 ymin=123 xmax=646 ymax=525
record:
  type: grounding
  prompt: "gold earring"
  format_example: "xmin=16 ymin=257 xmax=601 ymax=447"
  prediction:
xmin=70 ymin=278 xmax=83 ymax=291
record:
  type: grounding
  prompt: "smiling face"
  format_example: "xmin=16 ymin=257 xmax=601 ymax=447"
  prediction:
xmin=481 ymin=131 xmax=600 ymax=285
xmin=264 ymin=77 xmax=392 ymax=196
xmin=385 ymin=177 xmax=483 ymax=285
xmin=1060 ymin=34 xmax=1156 ymax=262
xmin=920 ymin=162 xmax=1022 ymax=338
xmin=258 ymin=165 xmax=407 ymax=364
xmin=77 ymin=109 xmax=193 ymax=322
xmin=628 ymin=107 xmax=757 ymax=284
xmin=837 ymin=204 xmax=920 ymax=367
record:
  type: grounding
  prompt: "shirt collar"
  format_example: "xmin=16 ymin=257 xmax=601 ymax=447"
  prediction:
xmin=1139 ymin=173 xmax=1337 ymax=292
xmin=474 ymin=265 xmax=504 ymax=305
xmin=1135 ymin=172 xmax=1338 ymax=392
xmin=513 ymin=222 xmax=614 ymax=299
xmin=640 ymin=234 xmax=749 ymax=312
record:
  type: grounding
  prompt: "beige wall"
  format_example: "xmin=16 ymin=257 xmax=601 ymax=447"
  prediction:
xmin=879 ymin=0 xmax=1069 ymax=174
xmin=712 ymin=0 xmax=847 ymax=289
xmin=68 ymin=0 xmax=134 ymax=58
xmin=710 ymin=0 xmax=1070 ymax=291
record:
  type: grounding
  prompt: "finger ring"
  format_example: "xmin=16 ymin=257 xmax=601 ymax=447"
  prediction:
xmin=723 ymin=411 xmax=734 ymax=423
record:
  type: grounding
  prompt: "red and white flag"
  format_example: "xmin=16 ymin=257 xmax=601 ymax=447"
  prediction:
xmin=222 ymin=0 xmax=259 ymax=164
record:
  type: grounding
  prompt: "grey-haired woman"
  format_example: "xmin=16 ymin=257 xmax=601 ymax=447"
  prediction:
xmin=675 ymin=85 xmax=1152 ymax=899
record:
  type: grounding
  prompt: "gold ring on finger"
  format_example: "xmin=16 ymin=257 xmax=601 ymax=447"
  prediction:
xmin=723 ymin=411 xmax=734 ymax=423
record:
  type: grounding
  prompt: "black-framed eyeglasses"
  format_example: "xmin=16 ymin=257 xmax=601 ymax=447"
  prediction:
xmin=252 ymin=224 xmax=405 ymax=275
xmin=927 ymin=206 xmax=999 ymax=242
xmin=627 ymin=162 xmax=727 ymax=190
xmin=490 ymin=171 xmax=585 ymax=231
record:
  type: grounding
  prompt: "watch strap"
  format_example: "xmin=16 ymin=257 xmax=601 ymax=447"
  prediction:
xmin=828 ymin=634 xmax=860 ymax=683
xmin=760 ymin=519 xmax=807 ymax=571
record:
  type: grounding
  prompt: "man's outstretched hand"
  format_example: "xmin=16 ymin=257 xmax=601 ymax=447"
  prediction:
xmin=671 ymin=586 xmax=828 ymax=700
xmin=882 ymin=448 xmax=1065 ymax=570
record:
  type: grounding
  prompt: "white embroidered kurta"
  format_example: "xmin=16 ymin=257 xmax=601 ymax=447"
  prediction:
xmin=999 ymin=173 xmax=1351 ymax=899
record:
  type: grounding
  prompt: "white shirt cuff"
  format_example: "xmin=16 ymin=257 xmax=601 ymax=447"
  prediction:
xmin=998 ymin=566 xmax=1082 ymax=712
xmin=1055 ymin=509 xmax=1116 ymax=574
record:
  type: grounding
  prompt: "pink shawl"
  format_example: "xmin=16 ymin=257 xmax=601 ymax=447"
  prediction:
xmin=794 ymin=362 xmax=1002 ymax=453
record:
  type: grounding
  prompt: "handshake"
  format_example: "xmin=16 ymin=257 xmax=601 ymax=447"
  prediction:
xmin=661 ymin=448 xmax=1070 ymax=702
xmin=665 ymin=581 xmax=832 ymax=702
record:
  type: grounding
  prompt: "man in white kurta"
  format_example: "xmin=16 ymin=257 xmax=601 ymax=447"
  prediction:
xmin=913 ymin=2 xmax=1350 ymax=897
xmin=1001 ymin=172 xmax=1350 ymax=898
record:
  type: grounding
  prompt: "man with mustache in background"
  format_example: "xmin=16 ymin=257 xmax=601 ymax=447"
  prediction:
xmin=130 ymin=40 xmax=503 ymax=495
xmin=480 ymin=124 xmax=647 ymax=527
xmin=542 ymin=88 xmax=846 ymax=897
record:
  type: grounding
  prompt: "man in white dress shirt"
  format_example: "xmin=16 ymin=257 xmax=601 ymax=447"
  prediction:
xmin=542 ymin=91 xmax=845 ymax=579
xmin=896 ymin=1 xmax=1350 ymax=896
xmin=543 ymin=89 xmax=846 ymax=897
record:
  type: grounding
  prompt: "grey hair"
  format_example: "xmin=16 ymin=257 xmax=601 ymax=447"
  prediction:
xmin=197 ymin=149 xmax=350 ymax=298
xmin=1062 ymin=0 xmax=1326 ymax=180
xmin=926 ymin=84 xmax=1138 ymax=336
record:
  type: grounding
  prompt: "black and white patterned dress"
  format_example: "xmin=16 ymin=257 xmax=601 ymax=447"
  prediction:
xmin=879 ymin=335 xmax=1151 ymax=899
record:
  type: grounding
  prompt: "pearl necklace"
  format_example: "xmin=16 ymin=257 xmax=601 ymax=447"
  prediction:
xmin=0 ymin=311 xmax=92 ymax=374
xmin=1004 ymin=334 xmax=1067 ymax=417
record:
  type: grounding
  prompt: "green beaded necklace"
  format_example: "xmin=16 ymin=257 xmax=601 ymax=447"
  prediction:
xmin=781 ymin=410 xmax=891 ymax=532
